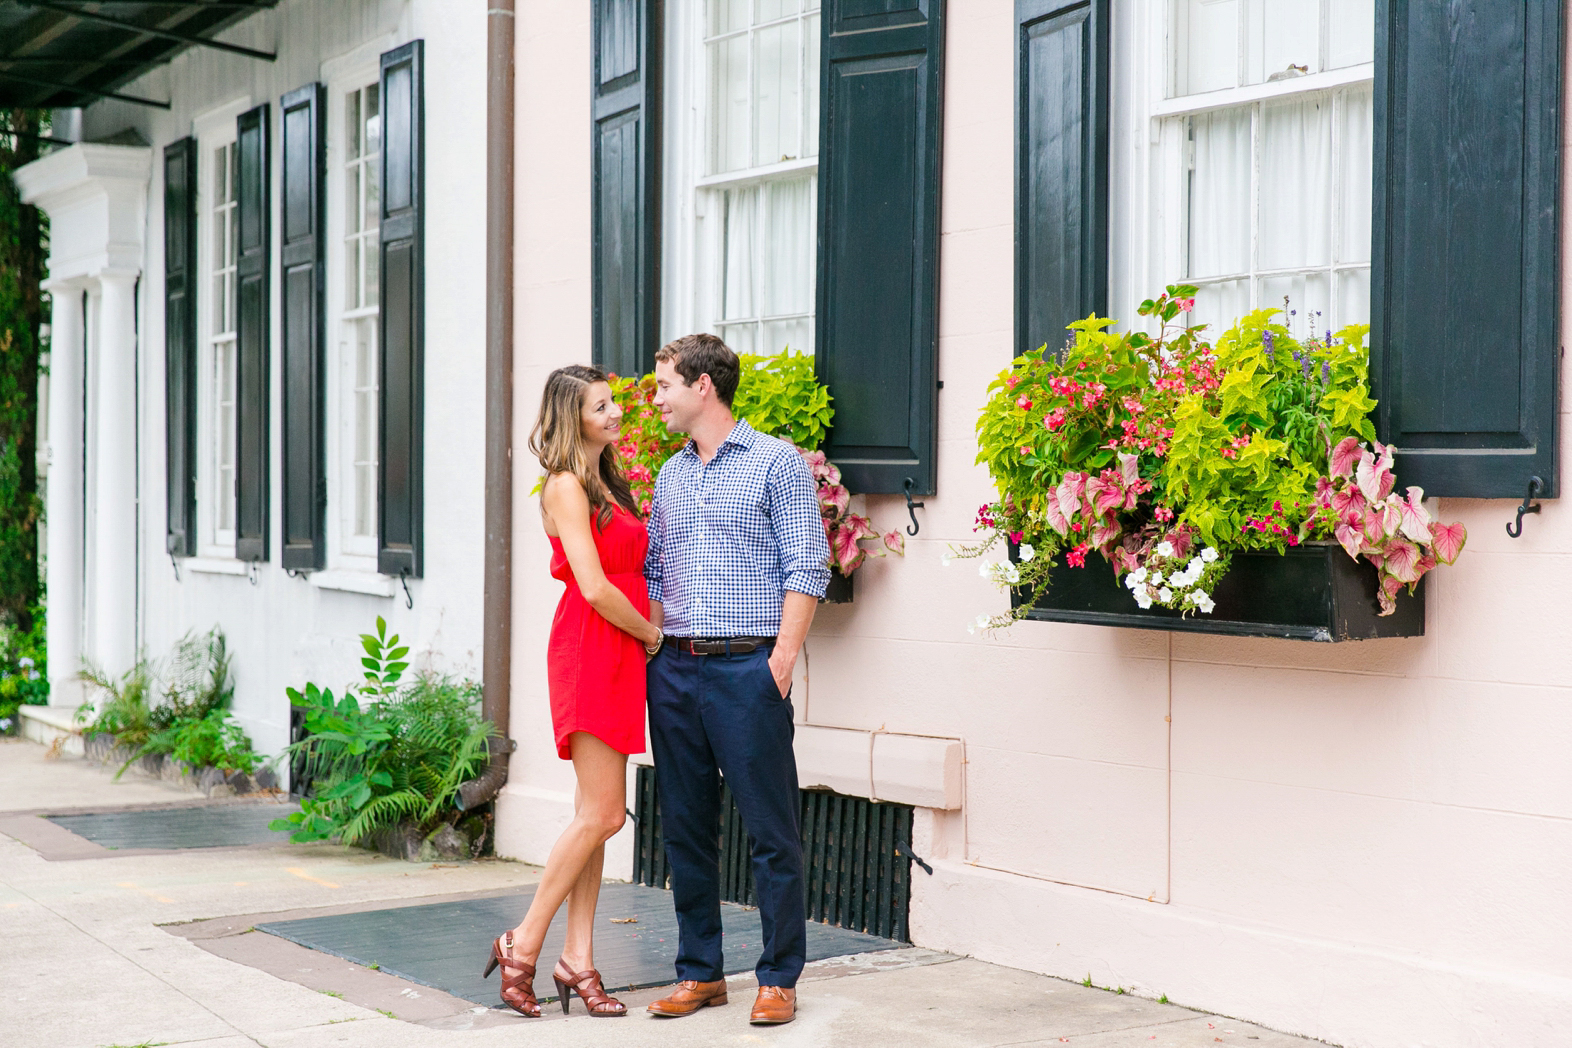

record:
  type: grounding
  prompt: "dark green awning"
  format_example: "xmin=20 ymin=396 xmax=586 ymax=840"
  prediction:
xmin=0 ymin=1 xmax=280 ymax=110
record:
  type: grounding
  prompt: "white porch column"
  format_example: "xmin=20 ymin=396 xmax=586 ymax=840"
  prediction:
xmin=92 ymin=271 xmax=140 ymax=675
xmin=43 ymin=279 xmax=84 ymax=700
xmin=14 ymin=144 xmax=151 ymax=685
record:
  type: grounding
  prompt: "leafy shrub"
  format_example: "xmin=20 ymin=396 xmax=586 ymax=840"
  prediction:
xmin=731 ymin=350 xmax=834 ymax=451
xmin=960 ymin=287 xmax=1466 ymax=628
xmin=273 ymin=618 xmax=493 ymax=846
xmin=609 ymin=372 xmax=684 ymax=516
xmin=79 ymin=628 xmax=254 ymax=776
xmin=0 ymin=607 xmax=46 ymax=731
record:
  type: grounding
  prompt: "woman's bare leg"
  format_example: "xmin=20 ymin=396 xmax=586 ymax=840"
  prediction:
xmin=508 ymin=732 xmax=627 ymax=967
xmin=560 ymin=838 xmax=607 ymax=973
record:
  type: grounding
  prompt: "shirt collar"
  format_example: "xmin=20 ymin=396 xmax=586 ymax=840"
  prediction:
xmin=680 ymin=418 xmax=758 ymax=461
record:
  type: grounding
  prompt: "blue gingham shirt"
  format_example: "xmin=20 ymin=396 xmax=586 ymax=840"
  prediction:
xmin=645 ymin=420 xmax=831 ymax=637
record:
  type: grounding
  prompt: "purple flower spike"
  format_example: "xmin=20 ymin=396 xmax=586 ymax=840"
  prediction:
xmin=1321 ymin=361 xmax=1331 ymax=386
xmin=1301 ymin=357 xmax=1313 ymax=380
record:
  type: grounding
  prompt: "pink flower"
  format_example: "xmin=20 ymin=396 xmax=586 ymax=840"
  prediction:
xmin=1177 ymin=297 xmax=1195 ymax=313
xmin=1066 ymin=543 xmax=1091 ymax=568
xmin=1009 ymin=530 xmax=1023 ymax=544
xmin=1016 ymin=395 xmax=1033 ymax=412
xmin=1005 ymin=374 xmax=1020 ymax=390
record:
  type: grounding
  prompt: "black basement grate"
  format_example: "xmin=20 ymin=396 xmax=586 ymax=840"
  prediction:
xmin=632 ymin=766 xmax=915 ymax=942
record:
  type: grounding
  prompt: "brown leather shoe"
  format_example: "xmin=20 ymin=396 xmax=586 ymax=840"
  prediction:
xmin=646 ymin=979 xmax=728 ymax=1017
xmin=749 ymin=985 xmax=796 ymax=1024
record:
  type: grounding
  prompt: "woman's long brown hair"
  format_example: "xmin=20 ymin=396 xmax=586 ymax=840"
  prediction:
xmin=528 ymin=364 xmax=639 ymax=528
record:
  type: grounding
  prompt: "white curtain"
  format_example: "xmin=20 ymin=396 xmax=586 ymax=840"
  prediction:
xmin=718 ymin=174 xmax=814 ymax=356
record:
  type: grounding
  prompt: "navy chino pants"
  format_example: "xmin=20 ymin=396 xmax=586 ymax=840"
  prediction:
xmin=647 ymin=645 xmax=806 ymax=988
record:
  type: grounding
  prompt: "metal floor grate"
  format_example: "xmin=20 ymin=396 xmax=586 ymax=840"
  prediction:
xmin=257 ymin=881 xmax=900 ymax=1005
xmin=47 ymin=802 xmax=298 ymax=850
xmin=632 ymin=767 xmax=915 ymax=942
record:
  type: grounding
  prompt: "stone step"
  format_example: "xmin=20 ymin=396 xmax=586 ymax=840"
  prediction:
xmin=18 ymin=705 xmax=89 ymax=756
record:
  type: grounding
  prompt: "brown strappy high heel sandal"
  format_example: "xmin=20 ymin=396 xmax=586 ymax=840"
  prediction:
xmin=552 ymin=960 xmax=627 ymax=1016
xmin=483 ymin=931 xmax=541 ymax=1017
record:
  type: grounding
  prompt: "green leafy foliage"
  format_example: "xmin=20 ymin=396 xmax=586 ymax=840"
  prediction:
xmin=272 ymin=621 xmax=493 ymax=847
xmin=0 ymin=112 xmax=45 ymax=630
xmin=78 ymin=628 xmax=253 ymax=776
xmin=731 ymin=350 xmax=833 ymax=451
xmin=0 ymin=606 xmax=46 ymax=729
xmin=960 ymin=287 xmax=1461 ymax=626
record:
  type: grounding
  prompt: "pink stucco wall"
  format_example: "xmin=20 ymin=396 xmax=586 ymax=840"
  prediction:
xmin=498 ymin=4 xmax=1572 ymax=1045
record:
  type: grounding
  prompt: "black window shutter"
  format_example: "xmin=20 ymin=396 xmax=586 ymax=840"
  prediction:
xmin=816 ymin=0 xmax=945 ymax=496
xmin=235 ymin=103 xmax=271 ymax=562
xmin=164 ymin=137 xmax=198 ymax=558
xmin=280 ymin=84 xmax=327 ymax=572
xmin=591 ymin=0 xmax=661 ymax=379
xmin=379 ymin=41 xmax=424 ymax=578
xmin=1016 ymin=0 xmax=1108 ymax=359
xmin=1372 ymin=1 xmax=1562 ymax=498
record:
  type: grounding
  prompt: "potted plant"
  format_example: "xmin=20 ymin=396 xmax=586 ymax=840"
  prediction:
xmin=610 ymin=349 xmax=905 ymax=603
xmin=954 ymin=286 xmax=1466 ymax=640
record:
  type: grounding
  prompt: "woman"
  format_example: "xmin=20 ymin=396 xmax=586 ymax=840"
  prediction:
xmin=485 ymin=365 xmax=663 ymax=1017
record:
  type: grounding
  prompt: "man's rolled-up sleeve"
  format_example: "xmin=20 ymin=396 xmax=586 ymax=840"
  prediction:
xmin=770 ymin=449 xmax=832 ymax=598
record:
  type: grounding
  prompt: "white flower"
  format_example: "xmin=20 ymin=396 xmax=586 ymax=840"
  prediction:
xmin=1191 ymin=590 xmax=1215 ymax=613
xmin=1158 ymin=587 xmax=1173 ymax=602
xmin=1148 ymin=571 xmax=1164 ymax=587
xmin=1001 ymin=562 xmax=1021 ymax=585
xmin=1200 ymin=546 xmax=1219 ymax=563
xmin=941 ymin=552 xmax=954 ymax=567
xmin=1019 ymin=544 xmax=1035 ymax=562
xmin=1156 ymin=541 xmax=1175 ymax=558
xmin=1134 ymin=591 xmax=1154 ymax=609
xmin=1129 ymin=567 xmax=1147 ymax=584
xmin=979 ymin=561 xmax=991 ymax=577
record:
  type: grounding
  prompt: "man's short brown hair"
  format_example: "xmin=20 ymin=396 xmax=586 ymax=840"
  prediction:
xmin=655 ymin=333 xmax=741 ymax=407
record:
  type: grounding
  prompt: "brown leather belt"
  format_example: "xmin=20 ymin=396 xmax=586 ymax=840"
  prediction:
xmin=664 ymin=635 xmax=776 ymax=656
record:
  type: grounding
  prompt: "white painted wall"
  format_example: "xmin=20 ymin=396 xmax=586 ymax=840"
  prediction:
xmin=500 ymin=3 xmax=1572 ymax=1047
xmin=74 ymin=0 xmax=487 ymax=756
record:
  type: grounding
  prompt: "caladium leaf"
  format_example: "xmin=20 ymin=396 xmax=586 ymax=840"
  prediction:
xmin=1118 ymin=451 xmax=1140 ymax=487
xmin=882 ymin=529 xmax=905 ymax=554
xmin=1092 ymin=477 xmax=1125 ymax=516
xmin=1043 ymin=494 xmax=1069 ymax=535
xmin=1397 ymin=491 xmax=1433 ymax=543
xmin=1380 ymin=500 xmax=1404 ymax=539
xmin=1056 ymin=476 xmax=1082 ymax=516
xmin=1314 ymin=476 xmax=1337 ymax=507
xmin=1382 ymin=538 xmax=1421 ymax=583
xmin=821 ymin=483 xmax=850 ymax=516
xmin=1331 ymin=486 xmax=1367 ymax=517
xmin=1431 ymin=520 xmax=1467 ymax=564
xmin=1363 ymin=507 xmax=1387 ymax=544
xmin=1335 ymin=520 xmax=1365 ymax=559
xmin=1377 ymin=574 xmax=1402 ymax=616
xmin=1330 ymin=436 xmax=1362 ymax=478
xmin=1355 ymin=447 xmax=1382 ymax=502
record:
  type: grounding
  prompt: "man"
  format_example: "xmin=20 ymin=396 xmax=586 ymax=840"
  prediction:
xmin=642 ymin=333 xmax=831 ymax=1026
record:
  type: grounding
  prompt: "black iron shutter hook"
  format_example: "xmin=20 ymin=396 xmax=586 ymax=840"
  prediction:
xmin=903 ymin=477 xmax=925 ymax=536
xmin=1506 ymin=476 xmax=1544 ymax=538
xmin=399 ymin=567 xmax=414 ymax=609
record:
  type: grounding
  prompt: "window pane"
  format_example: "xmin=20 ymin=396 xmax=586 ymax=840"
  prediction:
xmin=1189 ymin=108 xmax=1251 ymax=277
xmin=346 ymin=164 xmax=362 ymax=236
xmin=1336 ymin=84 xmax=1373 ymax=264
xmin=364 ymin=161 xmax=380 ymax=242
xmin=753 ymin=19 xmax=802 ymax=165
xmin=721 ymin=186 xmax=758 ymax=321
xmin=763 ymin=317 xmax=810 ymax=356
xmin=1334 ymin=267 xmax=1370 ymax=328
xmin=1250 ymin=0 xmax=1319 ymax=85
xmin=1184 ymin=0 xmax=1239 ymax=94
xmin=365 ymin=85 xmax=381 ymax=155
xmin=1328 ymin=0 xmax=1375 ymax=69
xmin=711 ymin=0 xmax=750 ymax=36
xmin=762 ymin=176 xmax=812 ymax=317
xmin=346 ymin=89 xmax=361 ymax=161
xmin=804 ymin=12 xmax=820 ymax=158
xmin=1258 ymin=94 xmax=1331 ymax=270
xmin=1259 ymin=271 xmax=1331 ymax=336
xmin=1191 ymin=278 xmax=1250 ymax=335
xmin=709 ymin=34 xmax=751 ymax=174
xmin=756 ymin=0 xmax=800 ymax=21
xmin=718 ymin=321 xmax=758 ymax=356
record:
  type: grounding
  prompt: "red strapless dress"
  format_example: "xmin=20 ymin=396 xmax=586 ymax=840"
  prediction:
xmin=546 ymin=503 xmax=650 ymax=761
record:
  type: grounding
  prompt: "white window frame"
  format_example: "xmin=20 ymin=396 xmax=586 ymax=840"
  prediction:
xmin=191 ymin=97 xmax=251 ymax=562
xmin=1109 ymin=3 xmax=1374 ymax=332
xmin=661 ymin=0 xmax=821 ymax=352
xmin=323 ymin=43 xmax=390 ymax=576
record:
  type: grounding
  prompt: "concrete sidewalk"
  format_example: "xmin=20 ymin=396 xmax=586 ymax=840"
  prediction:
xmin=0 ymin=738 xmax=1333 ymax=1048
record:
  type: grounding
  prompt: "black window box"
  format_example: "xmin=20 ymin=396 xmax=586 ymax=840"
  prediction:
xmin=821 ymin=569 xmax=854 ymax=605
xmin=1014 ymin=541 xmax=1424 ymax=642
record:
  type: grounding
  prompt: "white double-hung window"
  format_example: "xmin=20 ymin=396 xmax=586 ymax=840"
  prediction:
xmin=192 ymin=100 xmax=249 ymax=559
xmin=1123 ymin=1 xmax=1374 ymax=336
xmin=326 ymin=74 xmax=382 ymax=568
xmin=664 ymin=0 xmax=820 ymax=356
